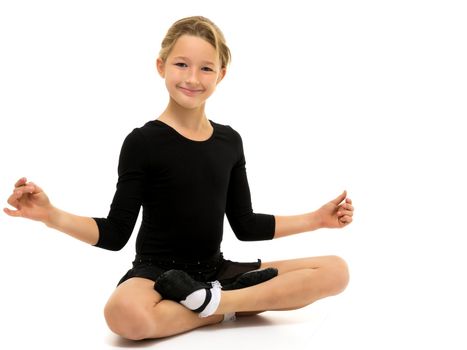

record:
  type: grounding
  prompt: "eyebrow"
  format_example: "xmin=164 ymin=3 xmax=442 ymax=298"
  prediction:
xmin=172 ymin=56 xmax=216 ymax=66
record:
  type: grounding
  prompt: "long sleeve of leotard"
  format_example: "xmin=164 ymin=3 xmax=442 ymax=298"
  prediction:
xmin=91 ymin=129 xmax=147 ymax=251
xmin=225 ymin=129 xmax=276 ymax=241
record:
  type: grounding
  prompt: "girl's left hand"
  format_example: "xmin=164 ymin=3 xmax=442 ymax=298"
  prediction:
xmin=317 ymin=190 xmax=354 ymax=229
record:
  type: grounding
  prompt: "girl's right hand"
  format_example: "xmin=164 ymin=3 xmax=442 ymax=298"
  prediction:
xmin=4 ymin=177 xmax=54 ymax=223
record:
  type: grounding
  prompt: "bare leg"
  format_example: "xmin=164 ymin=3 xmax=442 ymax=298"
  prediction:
xmin=104 ymin=277 xmax=223 ymax=340
xmin=103 ymin=255 xmax=349 ymax=340
xmin=228 ymin=255 xmax=349 ymax=316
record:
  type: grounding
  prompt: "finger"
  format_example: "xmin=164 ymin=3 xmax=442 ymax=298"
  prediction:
xmin=3 ymin=207 xmax=22 ymax=217
xmin=14 ymin=177 xmax=27 ymax=188
xmin=338 ymin=203 xmax=354 ymax=214
xmin=7 ymin=193 xmax=20 ymax=208
xmin=331 ymin=190 xmax=347 ymax=205
xmin=337 ymin=209 xmax=353 ymax=217
xmin=12 ymin=188 xmax=23 ymax=200
xmin=27 ymin=181 xmax=42 ymax=194
xmin=339 ymin=216 xmax=352 ymax=224
xmin=14 ymin=185 xmax=35 ymax=198
xmin=345 ymin=197 xmax=352 ymax=205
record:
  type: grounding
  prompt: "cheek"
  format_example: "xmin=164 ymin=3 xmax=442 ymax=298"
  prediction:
xmin=202 ymin=75 xmax=219 ymax=88
xmin=165 ymin=73 xmax=180 ymax=89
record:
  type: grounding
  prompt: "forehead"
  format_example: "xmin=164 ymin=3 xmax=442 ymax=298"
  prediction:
xmin=169 ymin=34 xmax=219 ymax=65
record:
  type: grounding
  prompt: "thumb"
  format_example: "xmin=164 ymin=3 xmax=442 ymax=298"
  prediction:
xmin=3 ymin=207 xmax=22 ymax=217
xmin=331 ymin=190 xmax=347 ymax=205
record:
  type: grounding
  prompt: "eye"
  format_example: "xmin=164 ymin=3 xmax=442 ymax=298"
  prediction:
xmin=202 ymin=66 xmax=214 ymax=72
xmin=174 ymin=62 xmax=187 ymax=68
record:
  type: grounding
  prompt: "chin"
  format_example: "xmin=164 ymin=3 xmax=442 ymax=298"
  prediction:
xmin=170 ymin=95 xmax=204 ymax=109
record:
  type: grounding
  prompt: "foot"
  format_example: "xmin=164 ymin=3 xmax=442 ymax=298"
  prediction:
xmin=154 ymin=269 xmax=222 ymax=317
xmin=222 ymin=267 xmax=278 ymax=291
xmin=154 ymin=269 xmax=210 ymax=302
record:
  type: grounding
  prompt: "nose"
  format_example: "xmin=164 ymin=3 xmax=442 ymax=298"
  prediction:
xmin=185 ymin=67 xmax=200 ymax=86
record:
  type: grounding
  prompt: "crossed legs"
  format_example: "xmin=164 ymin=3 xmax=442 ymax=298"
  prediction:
xmin=104 ymin=255 xmax=349 ymax=340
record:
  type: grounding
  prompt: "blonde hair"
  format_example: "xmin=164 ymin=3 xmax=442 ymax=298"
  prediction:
xmin=159 ymin=16 xmax=231 ymax=69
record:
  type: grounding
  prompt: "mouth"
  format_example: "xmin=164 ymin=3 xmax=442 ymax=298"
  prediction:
xmin=178 ymin=86 xmax=204 ymax=96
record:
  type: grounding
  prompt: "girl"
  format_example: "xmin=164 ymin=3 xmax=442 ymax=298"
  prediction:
xmin=4 ymin=16 xmax=353 ymax=341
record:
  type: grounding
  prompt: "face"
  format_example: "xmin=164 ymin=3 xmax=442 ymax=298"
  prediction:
xmin=157 ymin=34 xmax=226 ymax=110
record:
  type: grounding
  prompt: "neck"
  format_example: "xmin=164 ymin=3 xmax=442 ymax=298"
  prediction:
xmin=159 ymin=97 xmax=209 ymax=131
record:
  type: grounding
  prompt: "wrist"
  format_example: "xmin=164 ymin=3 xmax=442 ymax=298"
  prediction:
xmin=306 ymin=211 xmax=323 ymax=231
xmin=44 ymin=206 xmax=61 ymax=229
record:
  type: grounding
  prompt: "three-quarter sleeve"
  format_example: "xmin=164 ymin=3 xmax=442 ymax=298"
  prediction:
xmin=225 ymin=130 xmax=276 ymax=241
xmin=92 ymin=129 xmax=147 ymax=251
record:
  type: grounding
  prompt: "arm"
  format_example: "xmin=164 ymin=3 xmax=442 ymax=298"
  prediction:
xmin=225 ymin=130 xmax=276 ymax=241
xmin=224 ymin=129 xmax=353 ymax=241
xmin=273 ymin=211 xmax=321 ymax=239
xmin=91 ymin=128 xmax=147 ymax=250
xmin=4 ymin=129 xmax=147 ymax=251
xmin=273 ymin=191 xmax=354 ymax=239
xmin=45 ymin=207 xmax=99 ymax=245
xmin=4 ymin=177 xmax=99 ymax=245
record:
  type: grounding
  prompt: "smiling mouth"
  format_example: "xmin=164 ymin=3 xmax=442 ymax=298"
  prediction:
xmin=178 ymin=86 xmax=204 ymax=95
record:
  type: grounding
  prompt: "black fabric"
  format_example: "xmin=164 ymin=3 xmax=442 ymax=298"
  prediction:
xmin=116 ymin=252 xmax=262 ymax=287
xmin=222 ymin=267 xmax=278 ymax=290
xmin=153 ymin=269 xmax=211 ymax=303
xmin=92 ymin=119 xmax=275 ymax=261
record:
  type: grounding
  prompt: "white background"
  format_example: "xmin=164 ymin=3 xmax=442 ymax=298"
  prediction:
xmin=1 ymin=0 xmax=466 ymax=349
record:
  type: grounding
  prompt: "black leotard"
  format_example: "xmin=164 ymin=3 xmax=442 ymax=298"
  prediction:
xmin=92 ymin=119 xmax=275 ymax=260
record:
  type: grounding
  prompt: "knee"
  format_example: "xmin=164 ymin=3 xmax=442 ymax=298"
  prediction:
xmin=104 ymin=297 xmax=153 ymax=341
xmin=326 ymin=255 xmax=350 ymax=295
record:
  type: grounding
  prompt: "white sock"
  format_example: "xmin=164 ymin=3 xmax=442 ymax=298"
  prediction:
xmin=180 ymin=289 xmax=207 ymax=310
xmin=179 ymin=281 xmax=222 ymax=318
xmin=199 ymin=282 xmax=222 ymax=318
xmin=223 ymin=312 xmax=237 ymax=322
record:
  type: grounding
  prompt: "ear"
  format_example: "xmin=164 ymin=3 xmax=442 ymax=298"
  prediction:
xmin=216 ymin=67 xmax=227 ymax=84
xmin=156 ymin=57 xmax=165 ymax=78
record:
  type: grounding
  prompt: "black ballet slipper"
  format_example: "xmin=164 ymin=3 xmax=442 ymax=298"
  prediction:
xmin=154 ymin=269 xmax=210 ymax=302
xmin=222 ymin=267 xmax=279 ymax=291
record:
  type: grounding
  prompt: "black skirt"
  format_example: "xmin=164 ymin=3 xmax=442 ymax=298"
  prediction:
xmin=117 ymin=251 xmax=262 ymax=287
